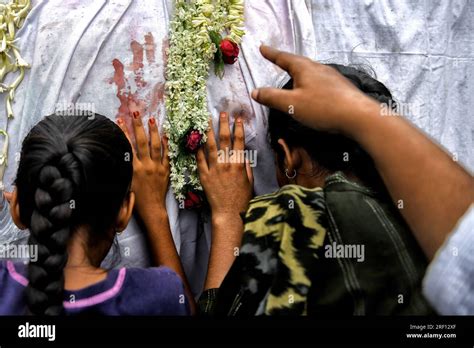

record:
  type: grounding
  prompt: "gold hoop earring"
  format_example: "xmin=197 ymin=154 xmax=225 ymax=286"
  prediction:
xmin=285 ymin=168 xmax=297 ymax=179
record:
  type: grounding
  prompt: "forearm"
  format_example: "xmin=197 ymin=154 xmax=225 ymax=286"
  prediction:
xmin=204 ymin=213 xmax=244 ymax=290
xmin=140 ymin=206 xmax=196 ymax=314
xmin=346 ymin=97 xmax=474 ymax=259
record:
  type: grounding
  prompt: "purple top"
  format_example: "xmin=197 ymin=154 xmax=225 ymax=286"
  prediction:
xmin=0 ymin=261 xmax=190 ymax=315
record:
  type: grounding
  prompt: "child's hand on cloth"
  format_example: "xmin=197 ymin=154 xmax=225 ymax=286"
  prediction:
xmin=117 ymin=111 xmax=170 ymax=217
xmin=117 ymin=112 xmax=195 ymax=312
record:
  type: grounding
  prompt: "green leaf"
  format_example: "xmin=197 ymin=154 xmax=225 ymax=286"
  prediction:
xmin=209 ymin=30 xmax=225 ymax=79
xmin=215 ymin=59 xmax=225 ymax=79
xmin=209 ymin=30 xmax=222 ymax=48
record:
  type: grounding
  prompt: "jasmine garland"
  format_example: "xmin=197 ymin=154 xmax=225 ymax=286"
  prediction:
xmin=164 ymin=0 xmax=245 ymax=204
xmin=0 ymin=0 xmax=31 ymax=189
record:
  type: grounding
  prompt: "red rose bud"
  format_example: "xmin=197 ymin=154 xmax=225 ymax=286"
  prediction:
xmin=220 ymin=39 xmax=239 ymax=64
xmin=185 ymin=130 xmax=203 ymax=153
xmin=184 ymin=191 xmax=202 ymax=209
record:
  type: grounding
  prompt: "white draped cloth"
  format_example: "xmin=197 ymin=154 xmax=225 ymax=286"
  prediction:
xmin=0 ymin=0 xmax=316 ymax=295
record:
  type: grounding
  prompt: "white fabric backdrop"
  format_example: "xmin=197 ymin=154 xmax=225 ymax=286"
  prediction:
xmin=0 ymin=0 xmax=472 ymax=295
xmin=309 ymin=0 xmax=473 ymax=172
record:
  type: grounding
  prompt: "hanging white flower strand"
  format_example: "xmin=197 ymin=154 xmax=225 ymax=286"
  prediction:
xmin=164 ymin=0 xmax=245 ymax=207
xmin=0 ymin=0 xmax=31 ymax=189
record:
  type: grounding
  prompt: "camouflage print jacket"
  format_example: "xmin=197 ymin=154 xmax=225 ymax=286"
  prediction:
xmin=198 ymin=172 xmax=433 ymax=316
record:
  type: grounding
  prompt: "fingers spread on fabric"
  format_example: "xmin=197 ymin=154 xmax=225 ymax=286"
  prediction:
xmin=132 ymin=111 xmax=150 ymax=160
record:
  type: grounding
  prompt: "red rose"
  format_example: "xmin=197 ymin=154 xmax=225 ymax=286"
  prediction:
xmin=184 ymin=191 xmax=202 ymax=209
xmin=220 ymin=39 xmax=239 ymax=64
xmin=185 ymin=130 xmax=203 ymax=153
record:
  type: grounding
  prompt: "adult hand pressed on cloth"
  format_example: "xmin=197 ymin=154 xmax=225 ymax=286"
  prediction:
xmin=196 ymin=112 xmax=253 ymax=289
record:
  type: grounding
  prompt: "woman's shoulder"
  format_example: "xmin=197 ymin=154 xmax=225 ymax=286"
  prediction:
xmin=243 ymin=185 xmax=327 ymax=240
xmin=247 ymin=184 xmax=325 ymax=215
xmin=250 ymin=184 xmax=324 ymax=204
xmin=245 ymin=185 xmax=326 ymax=223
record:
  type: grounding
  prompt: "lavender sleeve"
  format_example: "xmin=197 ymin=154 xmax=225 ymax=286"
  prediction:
xmin=422 ymin=205 xmax=474 ymax=315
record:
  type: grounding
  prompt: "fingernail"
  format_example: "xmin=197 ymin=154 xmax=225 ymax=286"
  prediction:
xmin=117 ymin=118 xmax=123 ymax=125
xmin=133 ymin=111 xmax=140 ymax=119
xmin=220 ymin=112 xmax=227 ymax=119
xmin=251 ymin=90 xmax=258 ymax=100
xmin=149 ymin=117 xmax=155 ymax=125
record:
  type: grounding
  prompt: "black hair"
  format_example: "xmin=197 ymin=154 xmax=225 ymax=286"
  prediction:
xmin=15 ymin=114 xmax=133 ymax=315
xmin=268 ymin=64 xmax=396 ymax=192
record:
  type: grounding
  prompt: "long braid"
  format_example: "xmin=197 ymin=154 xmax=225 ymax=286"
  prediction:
xmin=26 ymin=155 xmax=80 ymax=315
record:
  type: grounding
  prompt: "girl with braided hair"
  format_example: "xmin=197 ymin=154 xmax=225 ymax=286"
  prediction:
xmin=0 ymin=112 xmax=191 ymax=315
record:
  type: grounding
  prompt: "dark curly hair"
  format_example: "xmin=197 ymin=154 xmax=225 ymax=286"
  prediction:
xmin=15 ymin=114 xmax=133 ymax=315
xmin=268 ymin=64 xmax=397 ymax=192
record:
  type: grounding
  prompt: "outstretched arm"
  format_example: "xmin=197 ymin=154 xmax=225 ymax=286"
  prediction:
xmin=252 ymin=45 xmax=474 ymax=260
xmin=118 ymin=112 xmax=196 ymax=314
xmin=196 ymin=112 xmax=253 ymax=290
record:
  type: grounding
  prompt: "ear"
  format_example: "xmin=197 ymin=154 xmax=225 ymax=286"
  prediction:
xmin=9 ymin=188 xmax=27 ymax=230
xmin=277 ymin=138 xmax=301 ymax=171
xmin=114 ymin=191 xmax=135 ymax=233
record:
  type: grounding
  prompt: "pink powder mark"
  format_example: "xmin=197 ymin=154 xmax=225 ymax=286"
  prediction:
xmin=145 ymin=32 xmax=156 ymax=64
xmin=110 ymin=33 xmax=165 ymax=130
xmin=130 ymin=40 xmax=147 ymax=88
xmin=149 ymin=82 xmax=165 ymax=115
xmin=235 ymin=104 xmax=254 ymax=124
xmin=112 ymin=58 xmax=129 ymax=120
xmin=218 ymin=97 xmax=255 ymax=124
xmin=111 ymin=58 xmax=145 ymax=134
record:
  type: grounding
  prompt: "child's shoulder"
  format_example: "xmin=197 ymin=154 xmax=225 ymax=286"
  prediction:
xmin=0 ymin=261 xmax=29 ymax=315
xmin=0 ymin=260 xmax=28 ymax=286
xmin=120 ymin=267 xmax=189 ymax=315
xmin=124 ymin=266 xmax=184 ymax=293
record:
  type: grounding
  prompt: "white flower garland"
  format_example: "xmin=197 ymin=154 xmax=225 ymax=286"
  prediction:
xmin=164 ymin=0 xmax=245 ymax=203
xmin=0 ymin=0 xmax=31 ymax=189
